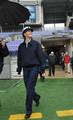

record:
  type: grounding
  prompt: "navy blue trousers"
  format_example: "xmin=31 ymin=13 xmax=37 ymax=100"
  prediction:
xmin=23 ymin=66 xmax=39 ymax=114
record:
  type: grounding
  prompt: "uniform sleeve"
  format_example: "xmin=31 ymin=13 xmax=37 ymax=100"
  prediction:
xmin=0 ymin=44 xmax=9 ymax=57
xmin=17 ymin=46 xmax=22 ymax=74
xmin=36 ymin=43 xmax=45 ymax=73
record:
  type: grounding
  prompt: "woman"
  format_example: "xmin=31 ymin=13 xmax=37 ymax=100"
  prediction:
xmin=17 ymin=26 xmax=45 ymax=119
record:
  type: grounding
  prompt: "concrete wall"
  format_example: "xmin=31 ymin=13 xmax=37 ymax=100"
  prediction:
xmin=0 ymin=56 xmax=11 ymax=79
xmin=10 ymin=56 xmax=23 ymax=79
xmin=0 ymin=56 xmax=23 ymax=80
xmin=69 ymin=40 xmax=73 ymax=57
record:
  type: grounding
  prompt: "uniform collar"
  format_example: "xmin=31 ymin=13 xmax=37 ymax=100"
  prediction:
xmin=23 ymin=39 xmax=33 ymax=46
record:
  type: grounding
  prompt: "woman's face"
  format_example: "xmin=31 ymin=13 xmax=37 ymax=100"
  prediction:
xmin=24 ymin=30 xmax=32 ymax=39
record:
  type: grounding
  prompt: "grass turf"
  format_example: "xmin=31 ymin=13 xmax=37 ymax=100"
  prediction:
xmin=0 ymin=78 xmax=73 ymax=120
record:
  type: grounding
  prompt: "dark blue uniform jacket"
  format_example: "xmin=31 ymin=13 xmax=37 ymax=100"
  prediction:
xmin=17 ymin=39 xmax=45 ymax=74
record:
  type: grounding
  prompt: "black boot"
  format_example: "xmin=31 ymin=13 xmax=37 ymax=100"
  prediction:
xmin=25 ymin=114 xmax=31 ymax=119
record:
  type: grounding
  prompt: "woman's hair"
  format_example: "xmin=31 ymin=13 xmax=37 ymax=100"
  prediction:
xmin=22 ymin=33 xmax=26 ymax=40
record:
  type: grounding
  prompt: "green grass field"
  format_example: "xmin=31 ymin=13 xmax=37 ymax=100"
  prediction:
xmin=0 ymin=78 xmax=73 ymax=120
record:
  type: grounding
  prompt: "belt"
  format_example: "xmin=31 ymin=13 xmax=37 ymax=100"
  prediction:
xmin=23 ymin=65 xmax=39 ymax=68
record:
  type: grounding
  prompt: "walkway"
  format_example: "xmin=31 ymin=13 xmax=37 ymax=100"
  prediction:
xmin=45 ymin=65 xmax=73 ymax=78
